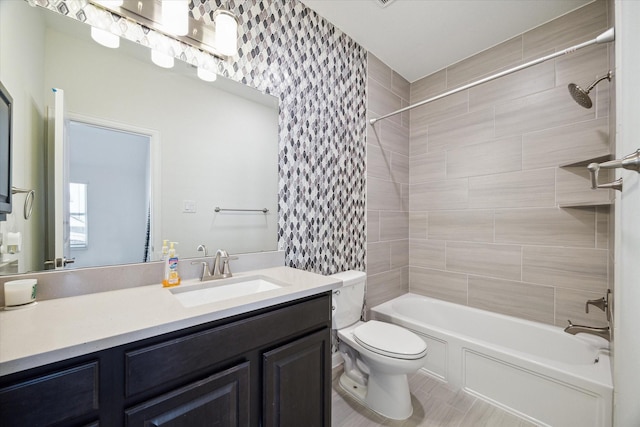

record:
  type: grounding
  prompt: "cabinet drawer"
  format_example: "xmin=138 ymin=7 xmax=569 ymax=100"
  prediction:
xmin=0 ymin=361 xmax=99 ymax=426
xmin=125 ymin=362 xmax=250 ymax=427
xmin=125 ymin=294 xmax=330 ymax=397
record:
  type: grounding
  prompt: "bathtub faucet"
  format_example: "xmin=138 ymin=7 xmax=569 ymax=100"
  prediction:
xmin=564 ymin=320 xmax=610 ymax=341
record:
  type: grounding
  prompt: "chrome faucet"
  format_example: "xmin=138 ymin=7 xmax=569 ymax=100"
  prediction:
xmin=192 ymin=249 xmax=236 ymax=282
xmin=564 ymin=320 xmax=611 ymax=341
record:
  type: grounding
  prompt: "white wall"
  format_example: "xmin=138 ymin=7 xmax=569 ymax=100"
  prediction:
xmin=0 ymin=1 xmax=46 ymax=273
xmin=42 ymin=22 xmax=279 ymax=260
xmin=613 ymin=1 xmax=640 ymax=425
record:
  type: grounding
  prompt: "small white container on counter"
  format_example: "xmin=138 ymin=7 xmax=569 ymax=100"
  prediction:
xmin=4 ymin=279 xmax=37 ymax=308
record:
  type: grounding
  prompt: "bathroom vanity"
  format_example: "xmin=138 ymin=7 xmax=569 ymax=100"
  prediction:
xmin=0 ymin=267 xmax=339 ymax=426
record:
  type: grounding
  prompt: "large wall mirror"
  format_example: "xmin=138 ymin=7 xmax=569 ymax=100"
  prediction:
xmin=0 ymin=1 xmax=279 ymax=276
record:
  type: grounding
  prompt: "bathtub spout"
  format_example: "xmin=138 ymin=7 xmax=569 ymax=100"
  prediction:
xmin=564 ymin=320 xmax=610 ymax=341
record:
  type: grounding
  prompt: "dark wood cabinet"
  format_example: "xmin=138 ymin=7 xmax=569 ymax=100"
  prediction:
xmin=263 ymin=330 xmax=330 ymax=427
xmin=0 ymin=292 xmax=331 ymax=427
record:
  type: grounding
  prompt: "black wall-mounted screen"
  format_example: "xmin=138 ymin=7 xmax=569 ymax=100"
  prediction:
xmin=0 ymin=80 xmax=13 ymax=220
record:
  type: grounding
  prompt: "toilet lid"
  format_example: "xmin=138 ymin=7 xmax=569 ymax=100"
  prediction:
xmin=353 ymin=321 xmax=427 ymax=360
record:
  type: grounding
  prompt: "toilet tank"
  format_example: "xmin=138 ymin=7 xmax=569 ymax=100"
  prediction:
xmin=330 ymin=270 xmax=366 ymax=329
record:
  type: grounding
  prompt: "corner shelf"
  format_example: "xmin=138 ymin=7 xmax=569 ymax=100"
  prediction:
xmin=559 ymin=154 xmax=611 ymax=168
xmin=558 ymin=200 xmax=613 ymax=208
xmin=557 ymin=154 xmax=613 ymax=208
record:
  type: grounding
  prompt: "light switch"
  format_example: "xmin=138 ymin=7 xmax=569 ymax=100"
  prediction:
xmin=183 ymin=200 xmax=197 ymax=213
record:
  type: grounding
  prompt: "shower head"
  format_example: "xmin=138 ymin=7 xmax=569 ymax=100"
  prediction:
xmin=568 ymin=70 xmax=613 ymax=109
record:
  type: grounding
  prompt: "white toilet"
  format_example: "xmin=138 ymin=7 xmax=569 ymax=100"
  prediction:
xmin=330 ymin=270 xmax=428 ymax=420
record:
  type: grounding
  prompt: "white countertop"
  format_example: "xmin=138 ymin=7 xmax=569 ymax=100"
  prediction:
xmin=0 ymin=266 xmax=341 ymax=376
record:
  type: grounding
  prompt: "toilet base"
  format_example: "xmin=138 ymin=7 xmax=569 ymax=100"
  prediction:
xmin=339 ymin=371 xmax=413 ymax=420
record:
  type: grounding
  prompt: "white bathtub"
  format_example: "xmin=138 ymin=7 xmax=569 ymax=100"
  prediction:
xmin=371 ymin=293 xmax=612 ymax=427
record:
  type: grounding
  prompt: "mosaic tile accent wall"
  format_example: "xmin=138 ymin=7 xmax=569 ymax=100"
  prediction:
xmin=39 ymin=0 xmax=368 ymax=274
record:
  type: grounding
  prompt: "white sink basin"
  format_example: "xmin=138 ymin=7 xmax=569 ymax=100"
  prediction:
xmin=170 ymin=276 xmax=283 ymax=308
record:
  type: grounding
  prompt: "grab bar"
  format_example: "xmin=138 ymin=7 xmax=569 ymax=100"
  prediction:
xmin=11 ymin=187 xmax=35 ymax=220
xmin=214 ymin=207 xmax=269 ymax=213
xmin=587 ymin=148 xmax=640 ymax=192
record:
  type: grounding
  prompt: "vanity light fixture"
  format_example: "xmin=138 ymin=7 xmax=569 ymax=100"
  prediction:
xmin=95 ymin=0 xmax=123 ymax=7
xmin=151 ymin=49 xmax=174 ymax=68
xmin=197 ymin=67 xmax=217 ymax=82
xmin=162 ymin=0 xmax=189 ymax=36
xmin=213 ymin=9 xmax=239 ymax=57
xmin=90 ymin=26 xmax=120 ymax=49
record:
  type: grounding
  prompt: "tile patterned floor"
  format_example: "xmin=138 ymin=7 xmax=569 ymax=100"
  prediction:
xmin=331 ymin=370 xmax=539 ymax=427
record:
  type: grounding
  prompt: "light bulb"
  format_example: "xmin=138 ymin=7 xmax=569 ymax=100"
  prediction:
xmin=162 ymin=0 xmax=189 ymax=36
xmin=214 ymin=10 xmax=238 ymax=57
xmin=90 ymin=27 xmax=120 ymax=49
xmin=151 ymin=49 xmax=174 ymax=68
xmin=97 ymin=0 xmax=123 ymax=7
xmin=197 ymin=67 xmax=217 ymax=82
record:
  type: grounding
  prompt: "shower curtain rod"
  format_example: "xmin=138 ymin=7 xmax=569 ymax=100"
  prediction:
xmin=369 ymin=27 xmax=615 ymax=126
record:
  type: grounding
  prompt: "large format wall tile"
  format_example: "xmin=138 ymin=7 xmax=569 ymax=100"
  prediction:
xmin=556 ymin=167 xmax=613 ymax=206
xmin=380 ymin=211 xmax=409 ymax=241
xmin=410 ymin=151 xmax=447 ymax=184
xmin=495 ymin=86 xmax=595 ymax=138
xmin=367 ymin=242 xmax=391 ymax=275
xmin=367 ymin=52 xmax=409 ymax=309
xmin=410 ymin=240 xmax=446 ymax=270
xmin=368 ymin=78 xmax=403 ymax=126
xmin=409 ymin=212 xmax=428 ymax=239
xmin=468 ymin=169 xmax=556 ymax=209
xmin=428 ymin=210 xmax=494 ymax=242
xmin=447 ymin=36 xmax=523 ymax=88
xmin=410 ymin=179 xmax=469 ymax=211
xmin=522 ymin=246 xmax=608 ymax=292
xmin=410 ymin=267 xmax=468 ymax=305
xmin=428 ymin=108 xmax=495 ymax=152
xmin=469 ymin=61 xmax=555 ymax=112
xmin=368 ymin=177 xmax=404 ymax=211
xmin=555 ymin=287 xmax=608 ymax=327
xmin=522 ymin=0 xmax=608 ymax=61
xmin=446 ymin=242 xmax=522 ymax=281
xmin=366 ymin=268 xmax=408 ymax=312
xmin=495 ymin=208 xmax=596 ymax=247
xmin=521 ymin=117 xmax=610 ymax=169
xmin=468 ymin=276 xmax=555 ymax=324
xmin=447 ymin=137 xmax=522 ymax=179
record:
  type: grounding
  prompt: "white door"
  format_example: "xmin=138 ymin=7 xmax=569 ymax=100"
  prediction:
xmin=612 ymin=1 xmax=640 ymax=426
xmin=45 ymin=88 xmax=71 ymax=269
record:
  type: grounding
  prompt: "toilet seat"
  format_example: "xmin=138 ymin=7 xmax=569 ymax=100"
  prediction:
xmin=353 ymin=321 xmax=427 ymax=360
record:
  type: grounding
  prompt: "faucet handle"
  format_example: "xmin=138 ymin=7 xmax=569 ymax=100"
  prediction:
xmin=585 ymin=297 xmax=607 ymax=314
xmin=196 ymin=244 xmax=208 ymax=257
xmin=221 ymin=255 xmax=238 ymax=277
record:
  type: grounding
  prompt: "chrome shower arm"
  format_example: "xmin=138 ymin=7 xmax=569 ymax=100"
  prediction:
xmin=585 ymin=70 xmax=613 ymax=92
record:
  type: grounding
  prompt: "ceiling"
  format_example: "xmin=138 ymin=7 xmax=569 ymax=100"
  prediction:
xmin=299 ymin=0 xmax=593 ymax=83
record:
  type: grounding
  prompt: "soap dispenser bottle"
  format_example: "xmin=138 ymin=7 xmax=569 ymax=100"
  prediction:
xmin=161 ymin=240 xmax=169 ymax=261
xmin=162 ymin=242 xmax=181 ymax=288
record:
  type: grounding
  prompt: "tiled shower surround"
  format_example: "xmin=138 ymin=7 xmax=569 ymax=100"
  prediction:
xmin=368 ymin=0 xmax=612 ymax=326
xmin=41 ymin=0 xmax=367 ymax=274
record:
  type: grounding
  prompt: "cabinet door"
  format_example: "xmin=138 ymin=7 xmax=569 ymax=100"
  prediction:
xmin=125 ymin=362 xmax=250 ymax=427
xmin=263 ymin=329 xmax=330 ymax=427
